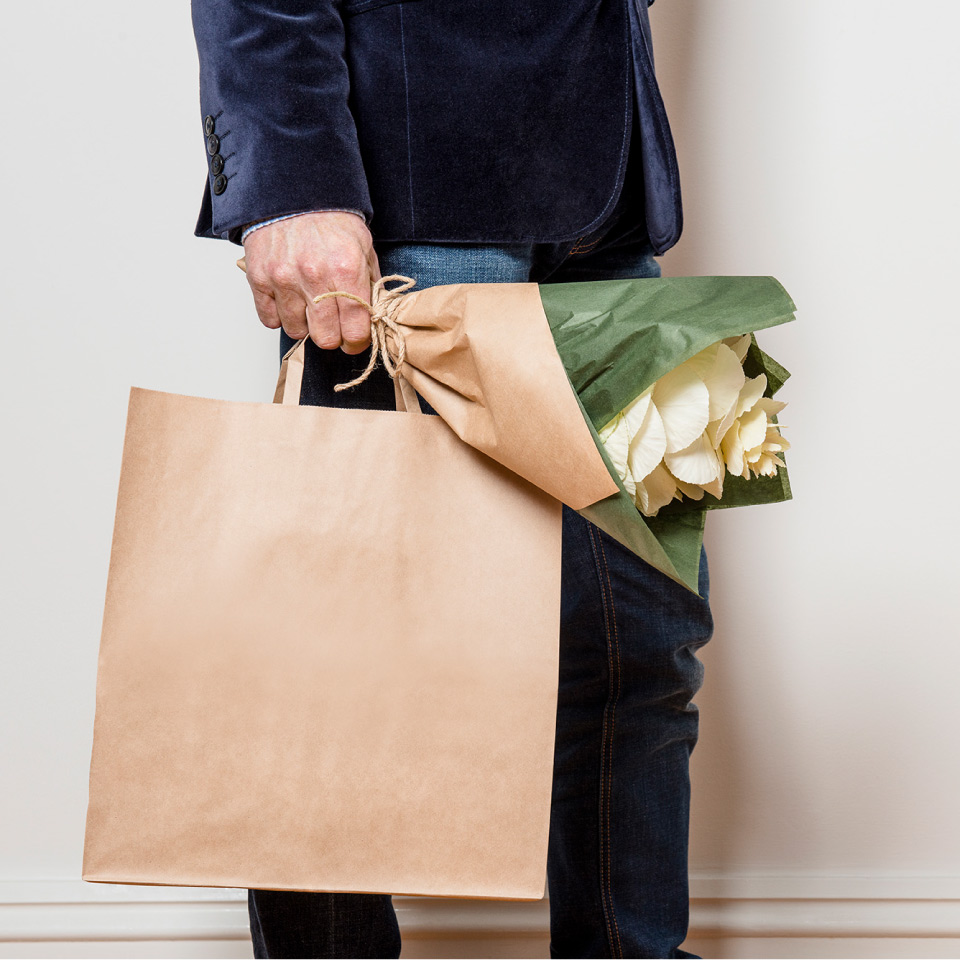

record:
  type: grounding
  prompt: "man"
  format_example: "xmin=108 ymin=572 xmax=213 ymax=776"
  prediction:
xmin=191 ymin=2 xmax=713 ymax=957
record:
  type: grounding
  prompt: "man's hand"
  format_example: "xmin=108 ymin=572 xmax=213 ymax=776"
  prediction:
xmin=242 ymin=211 xmax=380 ymax=354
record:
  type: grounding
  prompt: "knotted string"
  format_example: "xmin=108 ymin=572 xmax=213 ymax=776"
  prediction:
xmin=312 ymin=274 xmax=416 ymax=392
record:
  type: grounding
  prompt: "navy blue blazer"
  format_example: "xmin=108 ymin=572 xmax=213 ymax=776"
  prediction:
xmin=192 ymin=0 xmax=681 ymax=253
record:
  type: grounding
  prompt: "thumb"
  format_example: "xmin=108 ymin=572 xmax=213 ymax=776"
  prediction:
xmin=367 ymin=247 xmax=382 ymax=287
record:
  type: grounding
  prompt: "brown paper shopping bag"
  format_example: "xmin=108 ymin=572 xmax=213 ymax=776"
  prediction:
xmin=82 ymin=337 xmax=562 ymax=899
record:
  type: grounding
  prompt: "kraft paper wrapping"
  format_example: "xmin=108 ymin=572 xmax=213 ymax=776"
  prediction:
xmin=378 ymin=276 xmax=794 ymax=596
xmin=83 ymin=348 xmax=563 ymax=899
xmin=385 ymin=282 xmax=619 ymax=510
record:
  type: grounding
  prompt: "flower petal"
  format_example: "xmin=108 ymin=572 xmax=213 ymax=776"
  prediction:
xmin=723 ymin=333 xmax=752 ymax=362
xmin=736 ymin=373 xmax=768 ymax=418
xmin=701 ymin=472 xmax=724 ymax=499
xmin=720 ymin=425 xmax=746 ymax=477
xmin=754 ymin=450 xmax=786 ymax=477
xmin=627 ymin=397 xmax=667 ymax=482
xmin=652 ymin=366 xmax=711 ymax=453
xmin=599 ymin=412 xmax=630 ymax=482
xmin=738 ymin=405 xmax=768 ymax=453
xmin=707 ymin=400 xmax=738 ymax=449
xmin=754 ymin=396 xmax=787 ymax=418
xmin=763 ymin=425 xmax=790 ymax=453
xmin=681 ymin=342 xmax=721 ymax=382
xmin=702 ymin=342 xmax=746 ymax=421
xmin=673 ymin=477 xmax=706 ymax=501
xmin=635 ymin=463 xmax=678 ymax=517
xmin=620 ymin=388 xmax=654 ymax=433
xmin=665 ymin=433 xmax=723 ymax=485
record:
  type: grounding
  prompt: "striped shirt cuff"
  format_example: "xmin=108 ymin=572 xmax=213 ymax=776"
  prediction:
xmin=240 ymin=209 xmax=367 ymax=244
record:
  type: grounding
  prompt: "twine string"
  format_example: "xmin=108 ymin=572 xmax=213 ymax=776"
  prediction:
xmin=312 ymin=274 xmax=416 ymax=392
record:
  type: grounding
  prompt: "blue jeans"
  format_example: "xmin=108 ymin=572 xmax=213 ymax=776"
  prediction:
xmin=250 ymin=224 xmax=713 ymax=959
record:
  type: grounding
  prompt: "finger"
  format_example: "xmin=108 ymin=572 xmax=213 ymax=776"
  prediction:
xmin=246 ymin=269 xmax=281 ymax=329
xmin=367 ymin=246 xmax=382 ymax=284
xmin=306 ymin=292 xmax=344 ymax=350
xmin=327 ymin=259 xmax=374 ymax=355
xmin=250 ymin=287 xmax=281 ymax=330
xmin=339 ymin=297 xmax=372 ymax=355
xmin=274 ymin=287 xmax=309 ymax=341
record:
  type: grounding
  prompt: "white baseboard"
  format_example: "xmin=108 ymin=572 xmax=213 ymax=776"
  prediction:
xmin=2 ymin=877 xmax=960 ymax=943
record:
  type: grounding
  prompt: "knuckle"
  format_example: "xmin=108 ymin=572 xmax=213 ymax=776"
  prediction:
xmin=309 ymin=295 xmax=336 ymax=316
xmin=299 ymin=261 xmax=325 ymax=284
xmin=329 ymin=254 xmax=359 ymax=279
xmin=270 ymin=263 xmax=296 ymax=286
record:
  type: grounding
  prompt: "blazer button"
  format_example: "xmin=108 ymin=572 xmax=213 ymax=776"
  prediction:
xmin=206 ymin=134 xmax=220 ymax=156
xmin=204 ymin=115 xmax=216 ymax=136
xmin=210 ymin=154 xmax=224 ymax=176
xmin=213 ymin=174 xmax=228 ymax=196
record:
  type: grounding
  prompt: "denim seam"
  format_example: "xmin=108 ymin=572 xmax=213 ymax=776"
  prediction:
xmin=598 ymin=533 xmax=625 ymax=958
xmin=569 ymin=234 xmax=605 ymax=255
xmin=587 ymin=525 xmax=624 ymax=958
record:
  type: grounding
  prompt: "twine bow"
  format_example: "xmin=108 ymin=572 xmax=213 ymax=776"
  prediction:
xmin=313 ymin=274 xmax=416 ymax=392
xmin=235 ymin=256 xmax=415 ymax=393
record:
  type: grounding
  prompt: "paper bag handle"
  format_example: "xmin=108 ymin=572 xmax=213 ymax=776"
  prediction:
xmin=273 ymin=338 xmax=307 ymax=406
xmin=273 ymin=336 xmax=423 ymax=415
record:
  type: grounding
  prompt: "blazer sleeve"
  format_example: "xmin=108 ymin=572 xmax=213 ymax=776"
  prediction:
xmin=191 ymin=0 xmax=372 ymax=243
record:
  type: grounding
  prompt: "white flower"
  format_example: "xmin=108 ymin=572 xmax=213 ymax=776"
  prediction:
xmin=636 ymin=463 xmax=680 ymax=517
xmin=598 ymin=389 xmax=665 ymax=500
xmin=598 ymin=334 xmax=789 ymax=517
xmin=653 ymin=364 xmax=711 ymax=453
xmin=719 ymin=380 xmax=790 ymax=479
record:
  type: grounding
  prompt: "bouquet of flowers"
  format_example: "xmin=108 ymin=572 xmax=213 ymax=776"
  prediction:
xmin=291 ymin=273 xmax=796 ymax=595
xmin=538 ymin=276 xmax=794 ymax=593
xmin=596 ymin=333 xmax=788 ymax=514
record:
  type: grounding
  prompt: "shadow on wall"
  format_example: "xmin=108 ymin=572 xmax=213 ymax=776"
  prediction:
xmin=648 ymin=0 xmax=710 ymax=277
xmin=647 ymin=1 xmax=819 ymax=878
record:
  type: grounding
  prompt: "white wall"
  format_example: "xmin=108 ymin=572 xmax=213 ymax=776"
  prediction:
xmin=654 ymin=0 xmax=960 ymax=877
xmin=2 ymin=2 xmax=959 ymax=957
